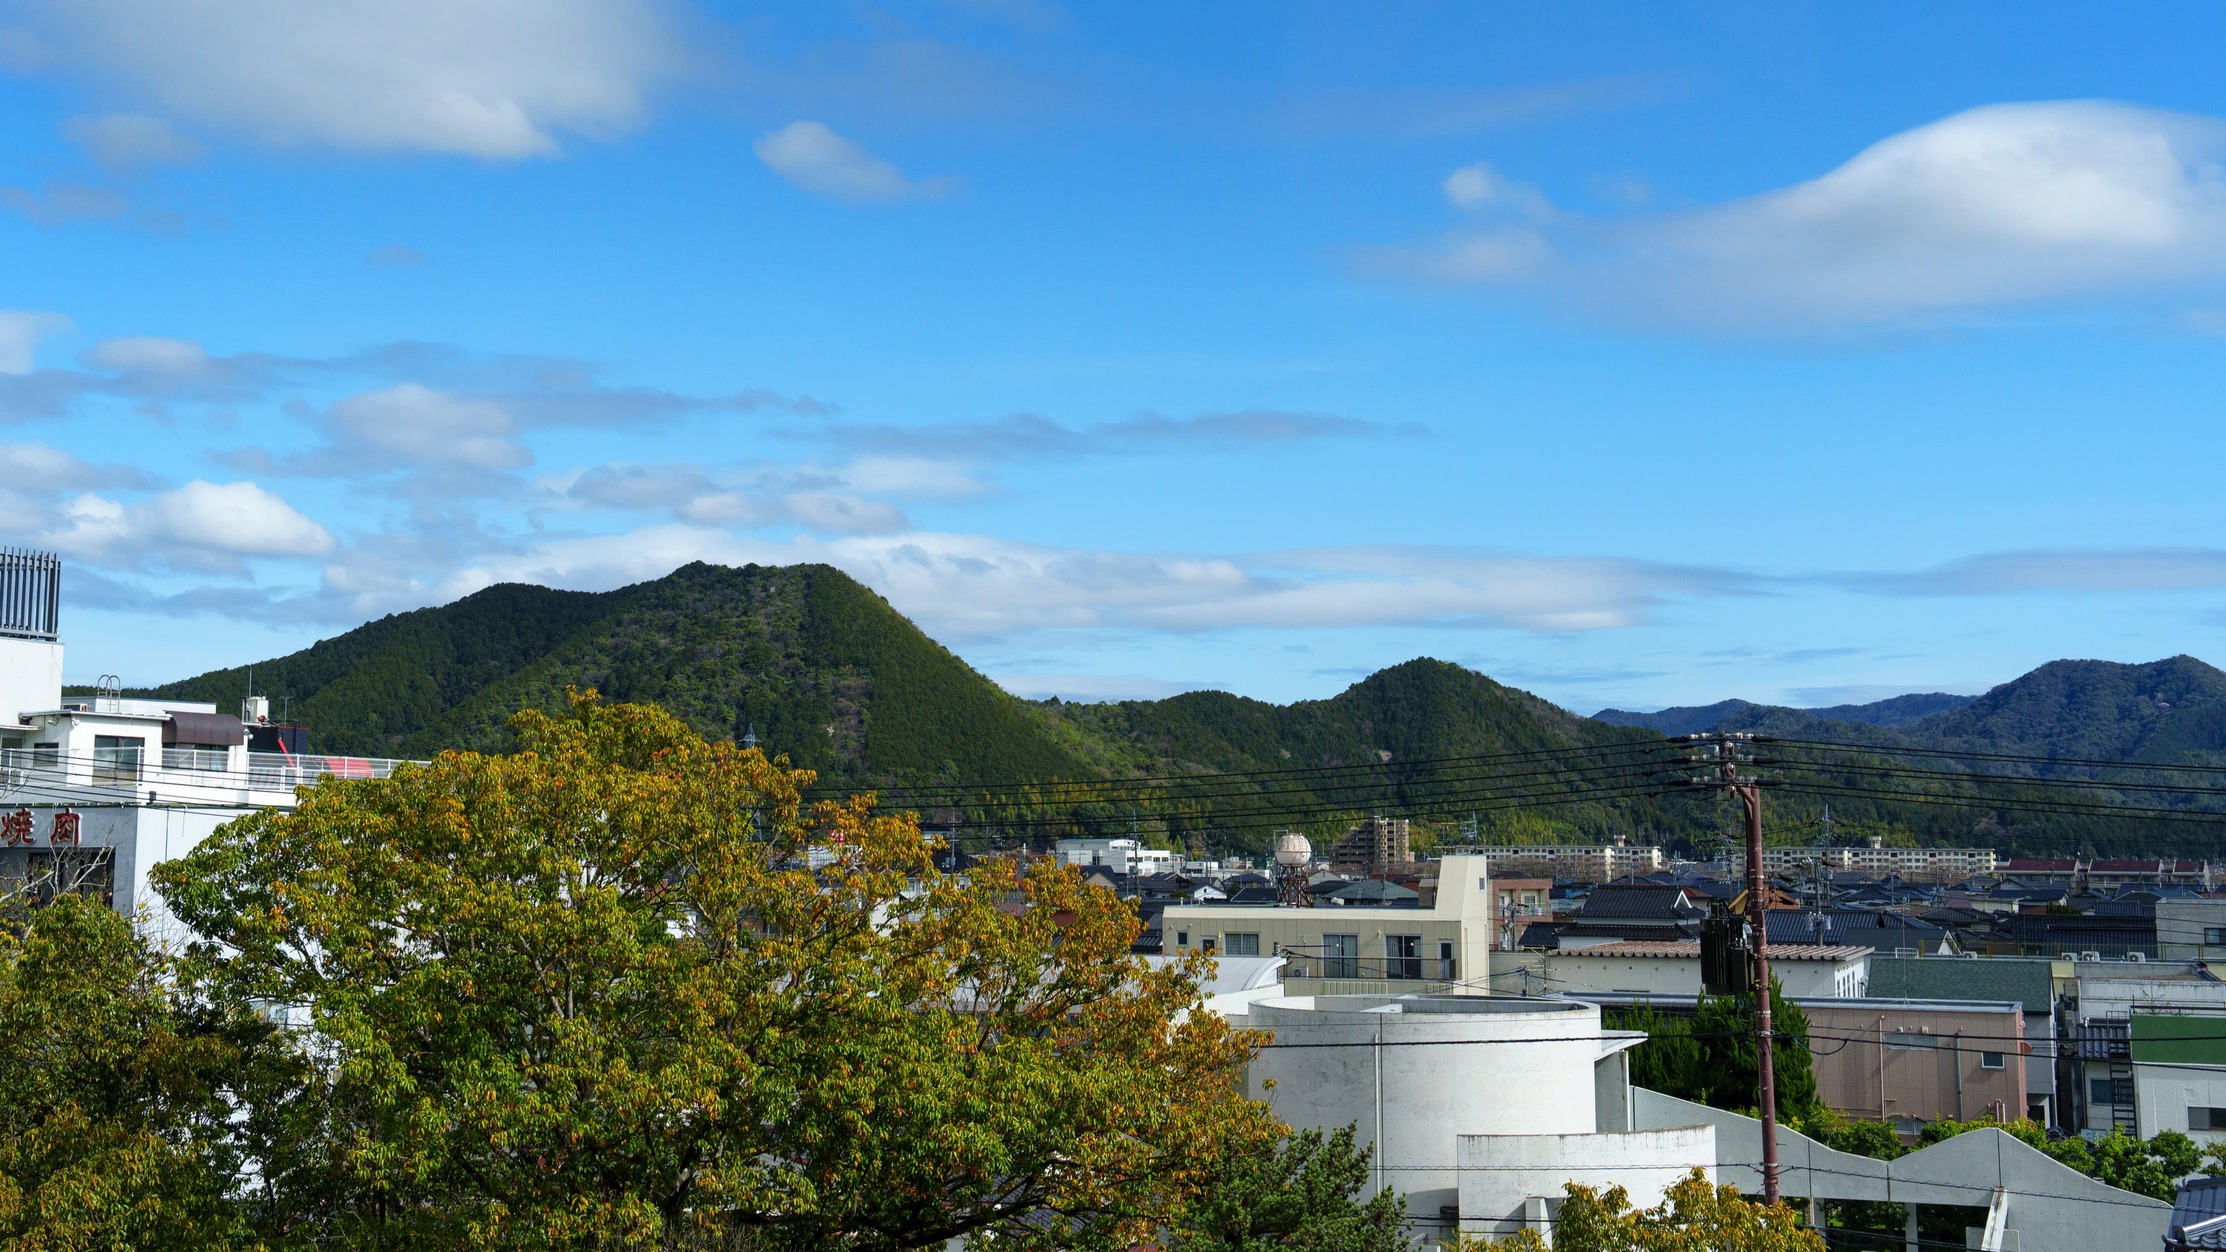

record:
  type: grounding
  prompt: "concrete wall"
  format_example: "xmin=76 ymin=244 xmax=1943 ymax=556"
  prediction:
xmin=1166 ymin=853 xmax=1496 ymax=989
xmin=1631 ymin=1089 xmax=2169 ymax=1252
xmin=0 ymin=803 xmax=241 ymax=940
xmin=2133 ymin=1062 xmax=2226 ymax=1145
xmin=1543 ymin=950 xmax=1868 ymax=999
xmin=1804 ymin=1001 xmax=2028 ymax=1127
xmin=0 ymin=636 xmax=60 ymax=727
xmin=1455 ymin=1126 xmax=1716 ymax=1241
xmin=1245 ymin=993 xmax=1636 ymax=1239
xmin=2157 ymin=900 xmax=2226 ymax=962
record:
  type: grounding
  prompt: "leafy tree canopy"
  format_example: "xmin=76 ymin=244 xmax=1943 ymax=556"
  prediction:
xmin=1167 ymin=1123 xmax=1405 ymax=1252
xmin=1472 ymin=1170 xmax=1824 ymax=1251
xmin=153 ymin=691 xmax=1270 ymax=1249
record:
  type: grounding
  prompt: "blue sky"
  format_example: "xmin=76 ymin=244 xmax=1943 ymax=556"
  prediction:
xmin=4 ymin=1 xmax=2226 ymax=715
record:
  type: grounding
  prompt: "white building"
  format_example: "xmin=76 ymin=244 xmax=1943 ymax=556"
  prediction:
xmin=1244 ymin=993 xmax=1713 ymax=1244
xmin=1759 ymin=843 xmax=1999 ymax=879
xmin=1050 ymin=837 xmax=1175 ymax=877
xmin=0 ymin=551 xmax=416 ymax=938
xmin=1467 ymin=843 xmax=1665 ymax=882
xmin=1502 ymin=939 xmax=1873 ymax=1000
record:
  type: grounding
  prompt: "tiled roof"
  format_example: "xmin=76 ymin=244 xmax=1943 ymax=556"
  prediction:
xmin=1558 ymin=940 xmax=1871 ymax=960
xmin=1574 ymin=884 xmax=1704 ymax=920
xmin=2002 ymin=858 xmax=2077 ymax=872
xmin=2091 ymin=859 xmax=2163 ymax=872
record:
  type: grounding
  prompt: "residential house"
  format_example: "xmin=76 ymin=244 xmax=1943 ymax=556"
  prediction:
xmin=1867 ymin=954 xmax=2066 ymax=1126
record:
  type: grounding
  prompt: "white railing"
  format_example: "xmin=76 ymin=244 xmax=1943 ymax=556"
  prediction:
xmin=0 ymin=747 xmax=428 ymax=809
xmin=243 ymin=751 xmax=418 ymax=790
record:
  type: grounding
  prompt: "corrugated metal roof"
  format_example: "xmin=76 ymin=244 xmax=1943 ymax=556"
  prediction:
xmin=1865 ymin=955 xmax=2055 ymax=1013
xmin=1555 ymin=940 xmax=1871 ymax=960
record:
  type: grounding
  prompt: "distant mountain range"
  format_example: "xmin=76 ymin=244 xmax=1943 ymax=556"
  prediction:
xmin=1594 ymin=692 xmax=1977 ymax=736
xmin=1592 ymin=655 xmax=2226 ymax=765
xmin=124 ymin=562 xmax=2226 ymax=857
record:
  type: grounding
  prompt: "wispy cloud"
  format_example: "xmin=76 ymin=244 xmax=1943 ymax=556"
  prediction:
xmin=755 ymin=121 xmax=947 ymax=203
xmin=60 ymin=113 xmax=203 ymax=170
xmin=1846 ymin=547 xmax=2226 ymax=596
xmin=10 ymin=0 xmax=676 ymax=159
xmin=809 ymin=409 xmax=1412 ymax=459
xmin=1376 ymin=101 xmax=2226 ymax=330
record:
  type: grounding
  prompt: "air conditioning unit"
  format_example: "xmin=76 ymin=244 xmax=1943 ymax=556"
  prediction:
xmin=2127 ymin=952 xmax=2147 ymax=962
xmin=2081 ymin=951 xmax=2103 ymax=961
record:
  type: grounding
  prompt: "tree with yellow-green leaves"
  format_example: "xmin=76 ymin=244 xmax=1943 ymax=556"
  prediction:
xmin=147 ymin=691 xmax=1272 ymax=1250
xmin=1467 ymin=1171 xmax=1823 ymax=1252
xmin=0 ymin=894 xmax=278 ymax=1251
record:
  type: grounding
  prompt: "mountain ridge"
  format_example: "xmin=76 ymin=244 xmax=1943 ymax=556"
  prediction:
xmin=127 ymin=563 xmax=2226 ymax=857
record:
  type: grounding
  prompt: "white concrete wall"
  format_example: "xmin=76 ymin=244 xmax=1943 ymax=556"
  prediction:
xmin=0 ymin=636 xmax=60 ymax=727
xmin=1246 ymin=994 xmax=1627 ymax=1234
xmin=1632 ymin=1089 xmax=2169 ymax=1252
xmin=1455 ymin=1126 xmax=1716 ymax=1241
xmin=2132 ymin=1062 xmax=2226 ymax=1145
xmin=1543 ymin=952 xmax=1867 ymax=999
xmin=6 ymin=803 xmax=244 ymax=943
xmin=2157 ymin=900 xmax=2226 ymax=962
xmin=1547 ymin=954 xmax=1703 ymax=996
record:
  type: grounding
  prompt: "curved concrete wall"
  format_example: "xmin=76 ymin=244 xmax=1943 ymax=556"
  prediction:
xmin=1247 ymin=994 xmax=1611 ymax=1222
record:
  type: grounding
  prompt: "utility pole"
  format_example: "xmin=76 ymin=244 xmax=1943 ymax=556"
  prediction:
xmin=1676 ymin=732 xmax=1781 ymax=1206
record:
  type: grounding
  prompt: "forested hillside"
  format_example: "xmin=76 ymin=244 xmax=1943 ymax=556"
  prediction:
xmin=145 ymin=563 xmax=1093 ymax=789
xmin=133 ymin=563 xmax=2226 ymax=859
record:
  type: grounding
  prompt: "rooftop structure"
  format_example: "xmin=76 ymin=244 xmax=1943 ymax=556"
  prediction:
xmin=0 ymin=552 xmax=423 ymax=937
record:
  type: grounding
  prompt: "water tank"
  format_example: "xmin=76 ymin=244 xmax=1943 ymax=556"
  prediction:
xmin=1273 ymin=831 xmax=1312 ymax=868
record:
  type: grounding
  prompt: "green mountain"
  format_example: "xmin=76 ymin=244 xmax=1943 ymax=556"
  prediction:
xmin=137 ymin=564 xmax=1693 ymax=853
xmin=144 ymin=562 xmax=1092 ymax=789
xmin=134 ymin=563 xmax=2226 ymax=858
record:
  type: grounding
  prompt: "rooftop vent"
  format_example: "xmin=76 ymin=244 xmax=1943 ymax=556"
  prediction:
xmin=0 ymin=549 xmax=60 ymax=642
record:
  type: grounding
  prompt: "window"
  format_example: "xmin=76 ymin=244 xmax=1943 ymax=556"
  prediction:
xmin=1200 ymin=937 xmax=1217 ymax=955
xmin=1175 ymin=931 xmax=1188 ymax=948
xmin=1385 ymin=934 xmax=1421 ymax=980
xmin=1323 ymin=934 xmax=1358 ymax=979
xmin=2206 ymin=927 xmax=2226 ymax=946
xmin=2090 ymin=1077 xmax=2116 ymax=1104
xmin=92 ymin=735 xmax=143 ymax=787
xmin=1225 ymin=932 xmax=1260 ymax=957
xmin=1980 ymin=1051 xmax=2006 ymax=1070
xmin=1886 ymin=1033 xmax=1936 ymax=1051
xmin=2192 ymin=1107 xmax=2226 ymax=1131
xmin=1437 ymin=939 xmax=1457 ymax=981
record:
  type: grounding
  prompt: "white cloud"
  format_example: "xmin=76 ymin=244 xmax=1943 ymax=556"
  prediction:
xmin=413 ymin=526 xmax=1744 ymax=642
xmin=1849 ymin=547 xmax=2226 ymax=595
xmin=0 ymin=180 xmax=127 ymax=225
xmin=1390 ymin=101 xmax=2226 ymax=328
xmin=754 ymin=121 xmax=938 ymax=203
xmin=16 ymin=0 xmax=674 ymax=158
xmin=562 ymin=461 xmax=912 ymax=534
xmin=1443 ymin=161 xmax=1553 ymax=220
xmin=60 ymin=113 xmax=203 ymax=170
xmin=0 ymin=311 xmax=70 ymax=374
xmin=328 ymin=384 xmax=528 ymax=470
xmin=48 ymin=480 xmax=333 ymax=572
xmin=82 ymin=335 xmax=212 ymax=380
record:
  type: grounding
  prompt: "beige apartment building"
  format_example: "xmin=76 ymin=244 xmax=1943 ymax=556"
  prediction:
xmin=1164 ymin=853 xmax=1498 ymax=995
xmin=1489 ymin=876 xmax=1552 ymax=950
xmin=1469 ymin=843 xmax=1666 ymax=883
xmin=1803 ymin=998 xmax=2029 ymax=1132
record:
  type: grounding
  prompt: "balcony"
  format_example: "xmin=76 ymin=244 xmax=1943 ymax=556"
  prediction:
xmin=0 ymin=747 xmax=427 ymax=810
